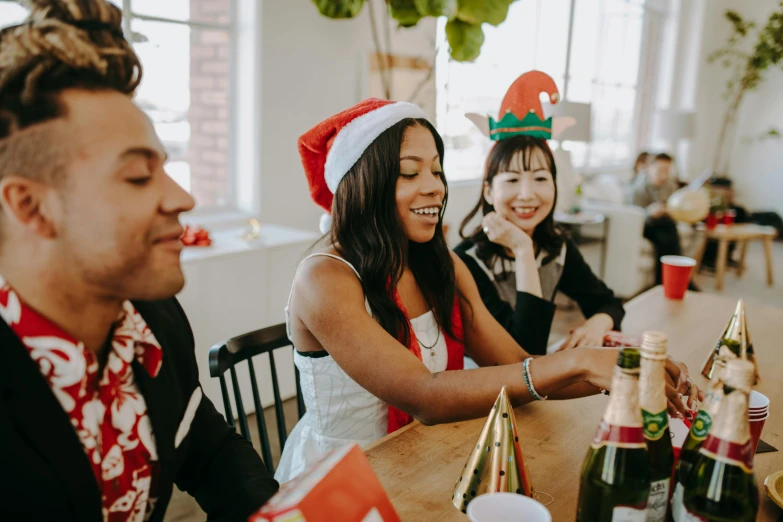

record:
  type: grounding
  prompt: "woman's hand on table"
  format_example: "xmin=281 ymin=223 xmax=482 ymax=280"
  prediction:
xmin=557 ymin=314 xmax=614 ymax=351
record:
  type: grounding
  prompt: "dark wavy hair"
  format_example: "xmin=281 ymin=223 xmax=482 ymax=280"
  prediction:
xmin=459 ymin=135 xmax=563 ymax=277
xmin=329 ymin=118 xmax=463 ymax=346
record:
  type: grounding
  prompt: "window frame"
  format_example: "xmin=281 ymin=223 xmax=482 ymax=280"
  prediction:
xmin=120 ymin=0 xmax=241 ymax=218
xmin=435 ymin=0 xmax=673 ymax=181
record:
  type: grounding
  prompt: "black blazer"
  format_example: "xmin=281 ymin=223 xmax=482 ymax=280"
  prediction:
xmin=0 ymin=298 xmax=279 ymax=522
xmin=455 ymin=238 xmax=625 ymax=355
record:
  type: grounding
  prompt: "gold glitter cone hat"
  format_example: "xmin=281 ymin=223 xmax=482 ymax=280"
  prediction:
xmin=701 ymin=299 xmax=759 ymax=383
xmin=452 ymin=386 xmax=534 ymax=514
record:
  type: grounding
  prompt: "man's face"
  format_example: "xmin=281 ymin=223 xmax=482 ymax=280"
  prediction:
xmin=648 ymin=159 xmax=672 ymax=187
xmin=50 ymin=89 xmax=195 ymax=300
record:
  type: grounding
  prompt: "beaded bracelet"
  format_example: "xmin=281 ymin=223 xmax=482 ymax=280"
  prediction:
xmin=523 ymin=357 xmax=547 ymax=401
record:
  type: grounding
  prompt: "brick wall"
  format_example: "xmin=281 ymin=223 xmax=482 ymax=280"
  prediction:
xmin=188 ymin=0 xmax=232 ymax=207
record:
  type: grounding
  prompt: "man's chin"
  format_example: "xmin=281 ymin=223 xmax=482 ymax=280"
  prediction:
xmin=128 ymin=270 xmax=186 ymax=302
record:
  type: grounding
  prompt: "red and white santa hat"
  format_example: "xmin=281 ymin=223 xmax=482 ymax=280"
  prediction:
xmin=298 ymin=98 xmax=429 ymax=233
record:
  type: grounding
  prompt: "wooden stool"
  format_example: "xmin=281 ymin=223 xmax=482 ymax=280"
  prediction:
xmin=692 ymin=223 xmax=779 ymax=291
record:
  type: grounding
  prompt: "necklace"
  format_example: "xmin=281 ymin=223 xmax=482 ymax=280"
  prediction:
xmin=415 ymin=322 xmax=441 ymax=355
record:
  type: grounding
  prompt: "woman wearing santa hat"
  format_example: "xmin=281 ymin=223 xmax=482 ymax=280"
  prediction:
xmin=275 ymin=97 xmax=699 ymax=483
xmin=455 ymin=71 xmax=625 ymax=356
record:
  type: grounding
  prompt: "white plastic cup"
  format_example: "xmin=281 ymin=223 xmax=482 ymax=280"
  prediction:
xmin=466 ymin=493 xmax=552 ymax=522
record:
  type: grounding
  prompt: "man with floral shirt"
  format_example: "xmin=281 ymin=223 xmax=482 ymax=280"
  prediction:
xmin=0 ymin=2 xmax=278 ymax=521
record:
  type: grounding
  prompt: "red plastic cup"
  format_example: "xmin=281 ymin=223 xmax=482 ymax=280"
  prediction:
xmin=661 ymin=256 xmax=697 ymax=300
xmin=750 ymin=413 xmax=768 ymax=454
xmin=722 ymin=209 xmax=737 ymax=226
xmin=705 ymin=213 xmax=720 ymax=230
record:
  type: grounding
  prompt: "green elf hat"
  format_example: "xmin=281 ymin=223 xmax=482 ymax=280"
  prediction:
xmin=466 ymin=70 xmax=575 ymax=141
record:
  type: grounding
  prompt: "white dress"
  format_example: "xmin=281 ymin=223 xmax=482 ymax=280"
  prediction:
xmin=274 ymin=254 xmax=448 ymax=483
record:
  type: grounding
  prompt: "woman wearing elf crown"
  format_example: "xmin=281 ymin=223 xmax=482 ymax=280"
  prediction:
xmin=455 ymin=71 xmax=625 ymax=355
xmin=276 ymin=89 xmax=701 ymax=483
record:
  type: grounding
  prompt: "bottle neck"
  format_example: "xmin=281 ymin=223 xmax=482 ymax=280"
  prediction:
xmin=699 ymin=387 xmax=754 ymax=473
xmin=710 ymin=388 xmax=750 ymax=444
xmin=701 ymin=370 xmax=727 ymax=417
xmin=604 ymin=366 xmax=643 ymax=427
xmin=639 ymin=355 xmax=667 ymax=413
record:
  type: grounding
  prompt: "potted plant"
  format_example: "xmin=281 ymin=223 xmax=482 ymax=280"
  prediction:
xmin=709 ymin=2 xmax=783 ymax=175
xmin=310 ymin=0 xmax=516 ymax=99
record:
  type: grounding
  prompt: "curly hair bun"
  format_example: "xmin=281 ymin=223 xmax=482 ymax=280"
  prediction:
xmin=0 ymin=0 xmax=142 ymax=105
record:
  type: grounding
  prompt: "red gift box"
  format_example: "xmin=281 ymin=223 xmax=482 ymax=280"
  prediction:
xmin=250 ymin=444 xmax=400 ymax=522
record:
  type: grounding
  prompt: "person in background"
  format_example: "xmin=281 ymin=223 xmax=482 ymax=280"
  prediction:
xmin=631 ymin=151 xmax=650 ymax=185
xmin=456 ymin=135 xmax=625 ymax=355
xmin=630 ymin=153 xmax=694 ymax=288
xmin=0 ymin=1 xmax=278 ymax=521
xmin=276 ymin=96 xmax=700 ymax=483
xmin=454 ymin=71 xmax=624 ymax=355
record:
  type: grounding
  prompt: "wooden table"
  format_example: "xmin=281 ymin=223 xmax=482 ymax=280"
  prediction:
xmin=692 ymin=224 xmax=778 ymax=291
xmin=366 ymin=287 xmax=783 ymax=521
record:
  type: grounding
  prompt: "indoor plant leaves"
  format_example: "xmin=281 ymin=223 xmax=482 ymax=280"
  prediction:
xmin=413 ymin=0 xmax=457 ymax=18
xmin=445 ymin=18 xmax=484 ymax=62
xmin=311 ymin=0 xmax=366 ymax=19
xmin=390 ymin=0 xmax=424 ymax=27
xmin=456 ymin=0 xmax=513 ymax=27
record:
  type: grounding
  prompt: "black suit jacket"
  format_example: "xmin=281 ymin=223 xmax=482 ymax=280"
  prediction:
xmin=0 ymin=298 xmax=279 ymax=522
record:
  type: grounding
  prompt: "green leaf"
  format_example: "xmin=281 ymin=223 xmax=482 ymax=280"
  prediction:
xmin=390 ymin=0 xmax=424 ymax=27
xmin=413 ymin=0 xmax=457 ymax=18
xmin=456 ymin=0 xmax=513 ymax=26
xmin=446 ymin=18 xmax=484 ymax=61
xmin=311 ymin=0 xmax=366 ymax=18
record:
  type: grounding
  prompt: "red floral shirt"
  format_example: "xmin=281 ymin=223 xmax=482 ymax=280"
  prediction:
xmin=0 ymin=274 xmax=163 ymax=522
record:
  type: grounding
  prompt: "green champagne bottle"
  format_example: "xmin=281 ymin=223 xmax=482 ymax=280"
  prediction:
xmin=671 ymin=358 xmax=727 ymax=521
xmin=681 ymin=359 xmax=758 ymax=521
xmin=577 ymin=348 xmax=651 ymax=522
xmin=639 ymin=332 xmax=674 ymax=522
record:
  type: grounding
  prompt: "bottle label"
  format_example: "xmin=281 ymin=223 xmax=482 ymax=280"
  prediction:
xmin=699 ymin=434 xmax=754 ymax=473
xmin=670 ymin=482 xmax=684 ymax=522
xmin=612 ymin=506 xmax=648 ymax=521
xmin=642 ymin=409 xmax=669 ymax=441
xmin=689 ymin=410 xmax=713 ymax=441
xmin=646 ymin=479 xmax=670 ymax=522
xmin=591 ymin=419 xmax=647 ymax=450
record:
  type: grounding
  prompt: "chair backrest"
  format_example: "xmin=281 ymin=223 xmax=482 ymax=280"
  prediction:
xmin=208 ymin=323 xmax=305 ymax=475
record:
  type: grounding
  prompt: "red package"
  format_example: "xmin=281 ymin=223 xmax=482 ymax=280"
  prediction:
xmin=250 ymin=444 xmax=400 ymax=522
xmin=602 ymin=331 xmax=642 ymax=348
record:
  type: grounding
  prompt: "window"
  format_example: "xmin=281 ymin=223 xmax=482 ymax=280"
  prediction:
xmin=0 ymin=0 xmax=236 ymax=210
xmin=436 ymin=0 xmax=653 ymax=180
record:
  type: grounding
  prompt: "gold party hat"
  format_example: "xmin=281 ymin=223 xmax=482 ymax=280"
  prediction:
xmin=742 ymin=305 xmax=760 ymax=384
xmin=452 ymin=387 xmax=533 ymax=514
xmin=701 ymin=299 xmax=759 ymax=383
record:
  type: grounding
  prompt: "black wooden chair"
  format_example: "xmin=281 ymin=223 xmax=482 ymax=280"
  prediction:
xmin=208 ymin=323 xmax=306 ymax=474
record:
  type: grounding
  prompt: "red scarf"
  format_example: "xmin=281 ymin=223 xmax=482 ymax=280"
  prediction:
xmin=0 ymin=275 xmax=162 ymax=522
xmin=387 ymin=290 xmax=464 ymax=433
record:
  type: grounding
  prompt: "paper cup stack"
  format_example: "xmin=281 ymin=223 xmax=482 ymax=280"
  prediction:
xmin=749 ymin=390 xmax=770 ymax=453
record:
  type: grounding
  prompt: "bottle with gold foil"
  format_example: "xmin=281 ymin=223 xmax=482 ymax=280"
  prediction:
xmin=670 ymin=358 xmax=727 ymax=521
xmin=577 ymin=348 xmax=651 ymax=522
xmin=682 ymin=359 xmax=758 ymax=521
xmin=639 ymin=332 xmax=674 ymax=522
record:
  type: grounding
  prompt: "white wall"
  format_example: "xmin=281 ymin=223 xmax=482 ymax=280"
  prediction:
xmin=258 ymin=0 xmax=438 ymax=233
xmin=692 ymin=0 xmax=783 ymax=215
